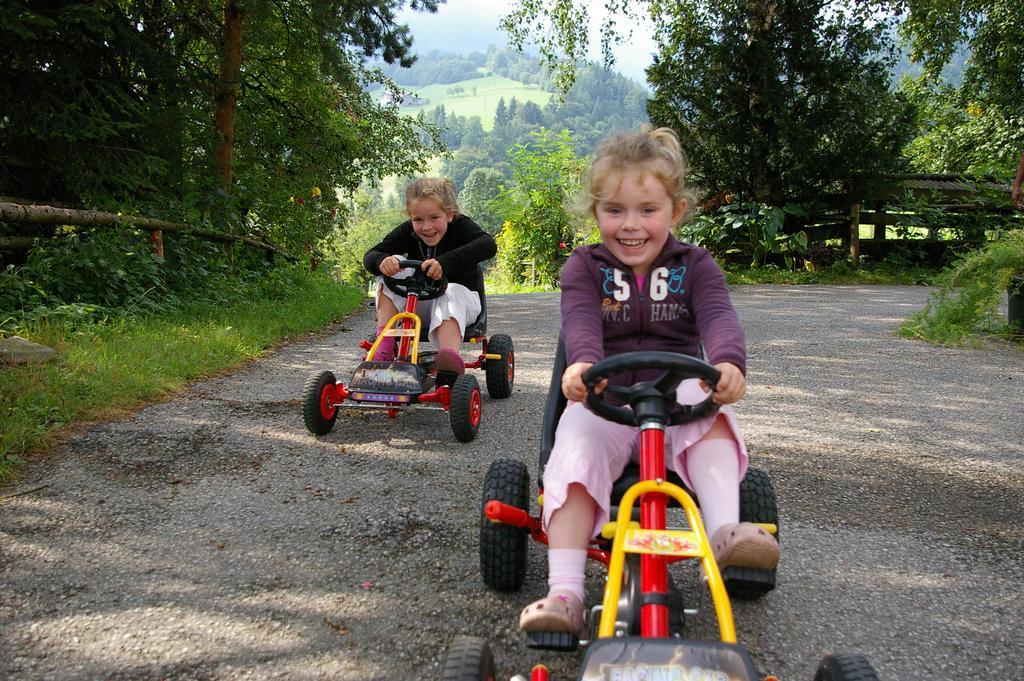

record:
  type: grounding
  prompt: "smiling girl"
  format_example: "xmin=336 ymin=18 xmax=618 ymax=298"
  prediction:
xmin=363 ymin=178 xmax=496 ymax=376
xmin=518 ymin=126 xmax=778 ymax=637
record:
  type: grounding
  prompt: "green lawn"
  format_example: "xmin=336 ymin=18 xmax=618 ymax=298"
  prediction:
xmin=399 ymin=74 xmax=554 ymax=131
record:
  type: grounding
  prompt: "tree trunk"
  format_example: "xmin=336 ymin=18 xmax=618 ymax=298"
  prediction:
xmin=0 ymin=202 xmax=295 ymax=262
xmin=745 ymin=0 xmax=778 ymax=204
xmin=215 ymin=0 xmax=243 ymax=192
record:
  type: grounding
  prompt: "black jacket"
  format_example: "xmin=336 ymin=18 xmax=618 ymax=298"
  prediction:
xmin=363 ymin=214 xmax=496 ymax=291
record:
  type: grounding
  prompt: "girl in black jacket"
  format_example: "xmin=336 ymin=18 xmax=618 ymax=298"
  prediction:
xmin=363 ymin=178 xmax=496 ymax=375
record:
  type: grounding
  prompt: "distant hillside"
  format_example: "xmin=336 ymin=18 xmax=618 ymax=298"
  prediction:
xmin=395 ymin=75 xmax=553 ymax=131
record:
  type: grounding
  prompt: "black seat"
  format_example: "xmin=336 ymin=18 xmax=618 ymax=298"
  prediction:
xmin=538 ymin=335 xmax=689 ymax=503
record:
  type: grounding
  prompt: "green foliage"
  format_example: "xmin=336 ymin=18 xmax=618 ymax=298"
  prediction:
xmin=377 ymin=49 xmax=484 ymax=85
xmin=647 ymin=0 xmax=914 ymax=204
xmin=0 ymin=265 xmax=364 ymax=478
xmin=898 ymin=1 xmax=1023 ymax=178
xmin=321 ymin=189 xmax=405 ymax=287
xmin=461 ymin=168 xmax=507 ymax=235
xmin=899 ymin=230 xmax=1024 ymax=345
xmin=900 ymin=0 xmax=1023 ymax=109
xmin=0 ymin=0 xmax=444 ymax=252
xmin=683 ymin=202 xmax=809 ymax=268
xmin=502 ymin=0 xmax=648 ymax=92
xmin=900 ymin=78 xmax=1023 ymax=176
xmin=0 ymin=228 xmax=324 ymax=335
xmin=493 ymin=130 xmax=587 ymax=287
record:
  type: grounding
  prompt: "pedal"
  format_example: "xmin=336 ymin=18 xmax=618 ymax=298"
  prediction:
xmin=524 ymin=631 xmax=579 ymax=652
xmin=723 ymin=566 xmax=776 ymax=601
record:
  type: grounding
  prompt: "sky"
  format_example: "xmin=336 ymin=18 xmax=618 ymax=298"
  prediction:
xmin=396 ymin=0 xmax=658 ymax=85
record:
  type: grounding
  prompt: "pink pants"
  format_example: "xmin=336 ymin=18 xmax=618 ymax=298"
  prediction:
xmin=541 ymin=378 xmax=748 ymax=538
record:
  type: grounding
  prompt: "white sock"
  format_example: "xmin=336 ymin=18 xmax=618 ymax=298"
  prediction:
xmin=684 ymin=438 xmax=740 ymax=538
xmin=547 ymin=548 xmax=587 ymax=603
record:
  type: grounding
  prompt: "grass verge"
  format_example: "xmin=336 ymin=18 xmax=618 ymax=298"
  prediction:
xmin=0 ymin=273 xmax=364 ymax=481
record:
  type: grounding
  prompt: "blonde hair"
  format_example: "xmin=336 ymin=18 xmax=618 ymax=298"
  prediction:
xmin=405 ymin=177 xmax=459 ymax=215
xmin=577 ymin=125 xmax=697 ymax=223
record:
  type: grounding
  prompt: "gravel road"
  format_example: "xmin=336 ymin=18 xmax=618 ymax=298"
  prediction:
xmin=2 ymin=286 xmax=1022 ymax=680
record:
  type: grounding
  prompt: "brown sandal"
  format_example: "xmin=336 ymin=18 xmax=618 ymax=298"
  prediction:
xmin=518 ymin=592 xmax=586 ymax=637
xmin=711 ymin=522 xmax=779 ymax=570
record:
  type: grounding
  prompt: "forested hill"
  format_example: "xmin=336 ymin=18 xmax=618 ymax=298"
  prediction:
xmin=375 ymin=46 xmax=548 ymax=87
xmin=367 ymin=47 xmax=650 ymax=194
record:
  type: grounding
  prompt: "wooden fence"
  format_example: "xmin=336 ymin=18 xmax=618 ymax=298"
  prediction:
xmin=793 ymin=174 xmax=1021 ymax=265
xmin=0 ymin=200 xmax=296 ymax=264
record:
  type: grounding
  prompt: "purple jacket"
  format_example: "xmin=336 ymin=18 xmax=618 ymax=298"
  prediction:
xmin=560 ymin=235 xmax=746 ymax=376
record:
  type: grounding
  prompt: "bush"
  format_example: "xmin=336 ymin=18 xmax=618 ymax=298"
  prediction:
xmin=899 ymin=230 xmax=1024 ymax=345
xmin=682 ymin=202 xmax=808 ymax=268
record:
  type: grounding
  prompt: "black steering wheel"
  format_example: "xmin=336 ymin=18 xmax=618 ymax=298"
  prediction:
xmin=382 ymin=259 xmax=448 ymax=301
xmin=583 ymin=351 xmax=721 ymax=427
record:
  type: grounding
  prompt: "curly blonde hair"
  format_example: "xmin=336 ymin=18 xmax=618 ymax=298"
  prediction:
xmin=405 ymin=177 xmax=459 ymax=215
xmin=576 ymin=125 xmax=697 ymax=223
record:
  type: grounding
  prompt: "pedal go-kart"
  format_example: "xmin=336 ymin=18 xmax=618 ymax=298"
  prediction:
xmin=301 ymin=259 xmax=514 ymax=443
xmin=441 ymin=345 xmax=878 ymax=680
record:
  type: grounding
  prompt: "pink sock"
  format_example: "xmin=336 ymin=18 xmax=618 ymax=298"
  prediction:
xmin=547 ymin=548 xmax=587 ymax=603
xmin=374 ymin=324 xmax=394 ymax=361
xmin=684 ymin=438 xmax=741 ymax=538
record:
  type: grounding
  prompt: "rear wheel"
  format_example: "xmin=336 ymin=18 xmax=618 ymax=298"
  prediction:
xmin=441 ymin=636 xmax=496 ymax=681
xmin=480 ymin=459 xmax=529 ymax=591
xmin=726 ymin=466 xmax=779 ymax=600
xmin=302 ymin=371 xmax=338 ymax=435
xmin=813 ymin=654 xmax=879 ymax=681
xmin=484 ymin=333 xmax=514 ymax=399
xmin=450 ymin=374 xmax=482 ymax=442
xmin=739 ymin=467 xmax=779 ymax=538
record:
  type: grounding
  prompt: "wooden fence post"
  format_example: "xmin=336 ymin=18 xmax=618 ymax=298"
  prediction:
xmin=849 ymin=202 xmax=861 ymax=267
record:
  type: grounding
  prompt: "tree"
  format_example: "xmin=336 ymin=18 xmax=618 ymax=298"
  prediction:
xmin=898 ymin=0 xmax=1024 ymax=175
xmin=502 ymin=1 xmax=914 ymax=205
xmin=443 ymin=146 xmax=494 ymax=190
xmin=460 ymin=167 xmax=506 ymax=235
xmin=519 ymin=100 xmax=545 ymax=125
xmin=502 ymin=0 xmax=650 ymax=92
xmin=493 ymin=130 xmax=587 ymax=287
xmin=494 ymin=98 xmax=509 ymax=128
xmin=647 ymin=0 xmax=914 ymax=204
xmin=462 ymin=117 xmax=488 ymax=148
xmin=544 ymin=63 xmax=650 ymax=153
xmin=0 ymin=0 xmax=446 ymax=254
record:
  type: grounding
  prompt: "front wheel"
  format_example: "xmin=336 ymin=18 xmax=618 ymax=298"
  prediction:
xmin=302 ymin=370 xmax=338 ymax=435
xmin=441 ymin=636 xmax=496 ymax=681
xmin=450 ymin=374 xmax=482 ymax=442
xmin=813 ymin=653 xmax=879 ymax=681
xmin=480 ymin=459 xmax=529 ymax=591
xmin=484 ymin=333 xmax=514 ymax=399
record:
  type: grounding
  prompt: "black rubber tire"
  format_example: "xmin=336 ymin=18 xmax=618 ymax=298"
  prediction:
xmin=480 ymin=459 xmax=530 ymax=591
xmin=441 ymin=636 xmax=496 ymax=681
xmin=302 ymin=370 xmax=338 ymax=435
xmin=724 ymin=466 xmax=780 ymax=601
xmin=813 ymin=653 xmax=879 ymax=681
xmin=739 ymin=466 xmax=780 ymax=540
xmin=450 ymin=374 xmax=482 ymax=442
xmin=484 ymin=333 xmax=515 ymax=399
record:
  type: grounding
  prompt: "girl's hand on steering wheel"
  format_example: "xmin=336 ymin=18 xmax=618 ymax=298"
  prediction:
xmin=379 ymin=255 xmax=402 ymax=276
xmin=422 ymin=258 xmax=443 ymax=280
xmin=563 ymin=361 xmax=605 ymax=402
xmin=710 ymin=362 xmax=746 ymax=405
